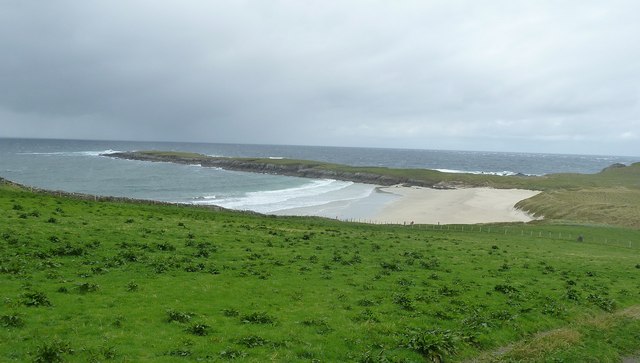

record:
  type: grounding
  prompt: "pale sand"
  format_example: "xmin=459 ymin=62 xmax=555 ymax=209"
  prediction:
xmin=373 ymin=186 xmax=541 ymax=225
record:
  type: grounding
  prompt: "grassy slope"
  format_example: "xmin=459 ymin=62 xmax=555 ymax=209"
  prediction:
xmin=2 ymin=182 xmax=640 ymax=362
xmin=515 ymin=164 xmax=640 ymax=229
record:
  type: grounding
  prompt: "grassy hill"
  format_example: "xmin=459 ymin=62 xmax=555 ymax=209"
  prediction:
xmin=2 ymin=179 xmax=640 ymax=362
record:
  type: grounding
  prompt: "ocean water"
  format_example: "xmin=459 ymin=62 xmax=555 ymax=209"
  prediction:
xmin=0 ymin=138 xmax=637 ymax=219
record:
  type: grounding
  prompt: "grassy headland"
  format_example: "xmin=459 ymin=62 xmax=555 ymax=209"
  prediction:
xmin=107 ymin=151 xmax=640 ymax=228
xmin=2 ymin=177 xmax=640 ymax=362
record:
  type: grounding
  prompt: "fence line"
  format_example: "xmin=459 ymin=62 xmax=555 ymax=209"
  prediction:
xmin=4 ymin=178 xmax=636 ymax=250
xmin=339 ymin=217 xmax=638 ymax=250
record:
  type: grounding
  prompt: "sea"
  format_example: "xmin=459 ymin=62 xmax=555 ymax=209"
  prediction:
xmin=1 ymin=138 xmax=637 ymax=220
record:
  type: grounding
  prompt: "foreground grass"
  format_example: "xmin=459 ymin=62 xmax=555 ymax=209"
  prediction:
xmin=2 ymin=181 xmax=640 ymax=362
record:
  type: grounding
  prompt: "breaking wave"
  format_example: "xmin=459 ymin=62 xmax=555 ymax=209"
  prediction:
xmin=192 ymin=179 xmax=374 ymax=214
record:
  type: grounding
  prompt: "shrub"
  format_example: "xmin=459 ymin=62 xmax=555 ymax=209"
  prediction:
xmin=404 ymin=329 xmax=458 ymax=362
xmin=420 ymin=258 xmax=440 ymax=270
xmin=76 ymin=282 xmax=100 ymax=294
xmin=542 ymin=300 xmax=567 ymax=317
xmin=156 ymin=242 xmax=176 ymax=251
xmin=380 ymin=261 xmax=402 ymax=271
xmin=33 ymin=339 xmax=73 ymax=363
xmin=566 ymin=288 xmax=581 ymax=301
xmin=222 ymin=308 xmax=239 ymax=317
xmin=301 ymin=318 xmax=333 ymax=334
xmin=587 ymin=294 xmax=616 ymax=312
xmin=494 ymin=284 xmax=519 ymax=294
xmin=126 ymin=281 xmax=139 ymax=292
xmin=237 ymin=335 xmax=269 ymax=348
xmin=397 ymin=278 xmax=415 ymax=287
xmin=358 ymin=349 xmax=389 ymax=363
xmin=0 ymin=258 xmax=26 ymax=275
xmin=490 ymin=310 xmax=515 ymax=321
xmin=90 ymin=266 xmax=107 ymax=275
xmin=461 ymin=312 xmax=491 ymax=330
xmin=392 ymin=293 xmax=414 ymax=311
xmin=186 ymin=323 xmax=210 ymax=336
xmin=2 ymin=231 xmax=14 ymax=241
xmin=219 ymin=348 xmax=247 ymax=359
xmin=1 ymin=313 xmax=24 ymax=328
xmin=112 ymin=315 xmax=125 ymax=328
xmin=166 ymin=309 xmax=193 ymax=323
xmin=437 ymin=285 xmax=459 ymax=297
xmin=167 ymin=349 xmax=192 ymax=357
xmin=50 ymin=243 xmax=86 ymax=257
xmin=241 ymin=312 xmax=275 ymax=324
xmin=117 ymin=250 xmax=141 ymax=262
xmin=22 ymin=291 xmax=52 ymax=307
xmin=352 ymin=308 xmax=380 ymax=323
xmin=194 ymin=249 xmax=209 ymax=258
xmin=357 ymin=298 xmax=377 ymax=307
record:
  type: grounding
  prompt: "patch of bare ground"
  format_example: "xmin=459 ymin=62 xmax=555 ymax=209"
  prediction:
xmin=466 ymin=305 xmax=640 ymax=362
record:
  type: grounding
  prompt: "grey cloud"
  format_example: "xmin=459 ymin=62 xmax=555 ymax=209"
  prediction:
xmin=0 ymin=1 xmax=639 ymax=155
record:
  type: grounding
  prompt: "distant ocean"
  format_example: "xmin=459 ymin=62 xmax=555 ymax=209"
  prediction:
xmin=1 ymin=138 xmax=637 ymax=219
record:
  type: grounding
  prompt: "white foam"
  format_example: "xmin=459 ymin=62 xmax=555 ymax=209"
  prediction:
xmin=434 ymin=168 xmax=532 ymax=176
xmin=192 ymin=179 xmax=375 ymax=213
xmin=18 ymin=150 xmax=121 ymax=157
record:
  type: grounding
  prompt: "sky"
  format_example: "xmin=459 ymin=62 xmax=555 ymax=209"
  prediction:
xmin=1 ymin=1 xmax=639 ymax=156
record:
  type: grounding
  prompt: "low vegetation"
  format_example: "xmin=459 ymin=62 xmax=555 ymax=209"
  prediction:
xmin=2 ymin=177 xmax=640 ymax=361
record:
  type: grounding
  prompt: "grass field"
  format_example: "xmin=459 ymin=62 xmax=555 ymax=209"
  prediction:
xmin=2 ymin=179 xmax=640 ymax=362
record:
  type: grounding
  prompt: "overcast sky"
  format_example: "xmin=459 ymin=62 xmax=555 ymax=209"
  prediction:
xmin=1 ymin=1 xmax=639 ymax=156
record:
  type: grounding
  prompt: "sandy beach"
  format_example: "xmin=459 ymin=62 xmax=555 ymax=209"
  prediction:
xmin=272 ymin=183 xmax=541 ymax=225
xmin=371 ymin=186 xmax=540 ymax=224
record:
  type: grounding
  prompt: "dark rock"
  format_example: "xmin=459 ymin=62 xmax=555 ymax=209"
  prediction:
xmin=602 ymin=163 xmax=627 ymax=172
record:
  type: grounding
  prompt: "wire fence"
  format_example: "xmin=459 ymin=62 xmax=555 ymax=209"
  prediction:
xmin=342 ymin=218 xmax=640 ymax=251
xmin=4 ymin=178 xmax=637 ymax=251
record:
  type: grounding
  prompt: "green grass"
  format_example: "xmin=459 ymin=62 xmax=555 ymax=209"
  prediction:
xmin=2 ymin=180 xmax=640 ymax=362
xmin=516 ymin=187 xmax=640 ymax=229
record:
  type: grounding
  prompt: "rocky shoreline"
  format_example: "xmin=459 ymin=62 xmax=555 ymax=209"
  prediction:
xmin=104 ymin=151 xmax=466 ymax=189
